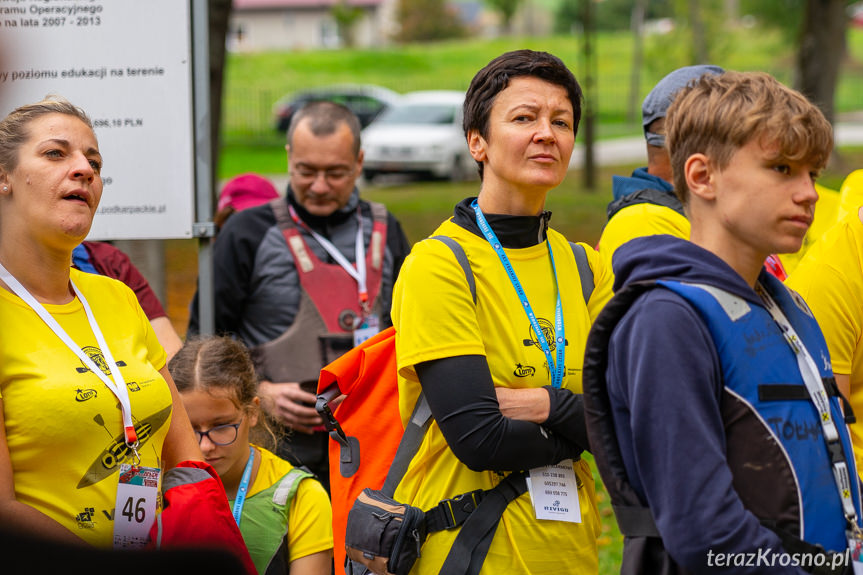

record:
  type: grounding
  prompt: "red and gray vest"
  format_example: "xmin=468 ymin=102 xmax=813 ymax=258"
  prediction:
xmin=252 ymin=199 xmax=388 ymax=385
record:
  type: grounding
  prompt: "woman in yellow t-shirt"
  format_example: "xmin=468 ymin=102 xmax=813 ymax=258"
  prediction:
xmin=390 ymin=50 xmax=608 ymax=574
xmin=171 ymin=336 xmax=333 ymax=575
xmin=0 ymin=97 xmax=203 ymax=547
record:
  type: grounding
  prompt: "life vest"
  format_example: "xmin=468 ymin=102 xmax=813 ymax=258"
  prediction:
xmin=583 ymin=276 xmax=862 ymax=574
xmin=252 ymin=198 xmax=388 ymax=386
xmin=233 ymin=467 xmax=313 ymax=575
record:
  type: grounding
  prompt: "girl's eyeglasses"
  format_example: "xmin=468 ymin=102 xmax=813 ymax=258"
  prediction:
xmin=195 ymin=417 xmax=244 ymax=446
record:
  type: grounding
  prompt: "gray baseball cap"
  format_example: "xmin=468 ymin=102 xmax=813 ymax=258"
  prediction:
xmin=643 ymin=64 xmax=725 ymax=146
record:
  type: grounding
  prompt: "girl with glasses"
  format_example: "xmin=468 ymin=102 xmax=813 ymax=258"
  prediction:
xmin=170 ymin=336 xmax=333 ymax=575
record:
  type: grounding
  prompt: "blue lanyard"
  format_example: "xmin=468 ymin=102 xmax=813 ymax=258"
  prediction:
xmin=471 ymin=199 xmax=566 ymax=388
xmin=231 ymin=446 xmax=255 ymax=527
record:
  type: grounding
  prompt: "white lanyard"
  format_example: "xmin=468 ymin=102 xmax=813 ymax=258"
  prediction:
xmin=755 ymin=282 xmax=859 ymax=529
xmin=288 ymin=205 xmax=368 ymax=309
xmin=0 ymin=262 xmax=139 ymax=458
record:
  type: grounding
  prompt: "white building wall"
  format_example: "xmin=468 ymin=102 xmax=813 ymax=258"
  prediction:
xmin=230 ymin=7 xmax=388 ymax=51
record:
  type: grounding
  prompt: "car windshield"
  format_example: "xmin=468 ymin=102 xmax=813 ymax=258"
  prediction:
xmin=378 ymin=104 xmax=456 ymax=125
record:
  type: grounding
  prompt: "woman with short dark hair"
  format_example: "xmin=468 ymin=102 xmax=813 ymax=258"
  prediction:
xmin=390 ymin=50 xmax=611 ymax=574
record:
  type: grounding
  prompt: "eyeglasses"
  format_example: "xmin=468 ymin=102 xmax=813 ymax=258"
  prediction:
xmin=292 ymin=165 xmax=354 ymax=184
xmin=195 ymin=417 xmax=244 ymax=446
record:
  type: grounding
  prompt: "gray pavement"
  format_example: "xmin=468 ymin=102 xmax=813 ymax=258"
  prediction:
xmin=569 ymin=120 xmax=863 ymax=169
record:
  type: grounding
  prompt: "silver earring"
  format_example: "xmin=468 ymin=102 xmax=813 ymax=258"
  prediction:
xmin=2 ymin=186 xmax=7 ymax=192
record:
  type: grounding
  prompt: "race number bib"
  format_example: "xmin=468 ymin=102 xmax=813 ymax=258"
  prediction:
xmin=113 ymin=464 xmax=161 ymax=549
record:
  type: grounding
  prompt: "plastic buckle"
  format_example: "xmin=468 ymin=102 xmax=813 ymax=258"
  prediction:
xmin=826 ymin=437 xmax=846 ymax=464
xmin=316 ymin=396 xmax=346 ymax=440
xmin=439 ymin=489 xmax=485 ymax=529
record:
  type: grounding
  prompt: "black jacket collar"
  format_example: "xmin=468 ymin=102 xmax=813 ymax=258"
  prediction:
xmin=452 ymin=197 xmax=551 ymax=248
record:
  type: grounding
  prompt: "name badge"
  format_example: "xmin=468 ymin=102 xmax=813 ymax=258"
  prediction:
xmin=527 ymin=459 xmax=581 ymax=523
xmin=113 ymin=464 xmax=161 ymax=549
xmin=353 ymin=313 xmax=380 ymax=347
xmin=848 ymin=530 xmax=863 ymax=574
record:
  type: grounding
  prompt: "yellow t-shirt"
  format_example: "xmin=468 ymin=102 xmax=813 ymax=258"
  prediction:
xmin=779 ymin=183 xmax=841 ymax=275
xmin=0 ymin=269 xmax=170 ymax=546
xmin=597 ymin=201 xmax=690 ymax=272
xmin=392 ymin=219 xmax=607 ymax=574
xmin=241 ymin=446 xmax=333 ymax=565
xmin=838 ymin=170 xmax=863 ymax=224
xmin=786 ymin=207 xmax=863 ymax=473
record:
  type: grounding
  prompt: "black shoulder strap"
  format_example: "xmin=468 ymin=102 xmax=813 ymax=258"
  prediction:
xmin=606 ymin=188 xmax=685 ymax=220
xmin=438 ymin=470 xmax=528 ymax=575
xmin=570 ymin=242 xmax=594 ymax=304
xmin=380 ymin=235 xmax=475 ymax=498
xmin=582 ymin=280 xmax=662 ymax=538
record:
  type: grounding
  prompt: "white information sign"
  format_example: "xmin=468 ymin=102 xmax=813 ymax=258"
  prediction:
xmin=0 ymin=0 xmax=195 ymax=239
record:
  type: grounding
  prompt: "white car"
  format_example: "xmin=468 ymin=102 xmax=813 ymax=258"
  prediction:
xmin=361 ymin=91 xmax=476 ymax=182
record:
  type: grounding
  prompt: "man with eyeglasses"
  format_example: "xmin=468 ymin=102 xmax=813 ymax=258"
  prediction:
xmin=189 ymin=101 xmax=410 ymax=489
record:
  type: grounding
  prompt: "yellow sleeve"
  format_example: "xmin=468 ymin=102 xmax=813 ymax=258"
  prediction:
xmin=392 ymin=238 xmax=485 ymax=379
xmin=787 ymin=250 xmax=862 ymax=376
xmin=838 ymin=171 xmax=863 ymax=223
xmin=287 ymin=477 xmax=334 ymax=562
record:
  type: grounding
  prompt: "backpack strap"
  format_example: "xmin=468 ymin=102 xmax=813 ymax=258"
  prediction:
xmin=570 ymin=242 xmax=594 ymax=304
xmin=438 ymin=471 xmax=528 ymax=575
xmin=380 ymin=235 xmax=476 ymax=498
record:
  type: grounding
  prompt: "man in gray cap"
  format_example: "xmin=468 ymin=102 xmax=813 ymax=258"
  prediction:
xmin=597 ymin=65 xmax=724 ymax=267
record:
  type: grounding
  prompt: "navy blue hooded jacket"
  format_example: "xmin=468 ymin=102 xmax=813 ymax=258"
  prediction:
xmin=606 ymin=234 xmax=806 ymax=575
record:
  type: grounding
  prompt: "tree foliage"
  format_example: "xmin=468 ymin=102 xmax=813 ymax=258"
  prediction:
xmin=739 ymin=0 xmax=806 ymax=38
xmin=395 ymin=0 xmax=465 ymax=42
xmin=743 ymin=0 xmax=851 ymax=124
xmin=556 ymin=0 xmax=674 ymax=33
xmin=331 ymin=1 xmax=364 ymax=47
xmin=486 ymin=0 xmax=521 ymax=33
